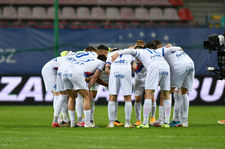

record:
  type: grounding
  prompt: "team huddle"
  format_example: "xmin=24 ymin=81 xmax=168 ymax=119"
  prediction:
xmin=41 ymin=40 xmax=195 ymax=128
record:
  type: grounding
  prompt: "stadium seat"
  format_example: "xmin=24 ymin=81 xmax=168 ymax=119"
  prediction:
xmin=106 ymin=7 xmax=121 ymax=20
xmin=59 ymin=0 xmax=83 ymax=5
xmin=61 ymin=7 xmax=76 ymax=20
xmin=32 ymin=7 xmax=47 ymax=19
xmin=18 ymin=7 xmax=32 ymax=19
xmin=134 ymin=7 xmax=149 ymax=21
xmin=126 ymin=0 xmax=141 ymax=5
xmin=157 ymin=0 xmax=171 ymax=6
xmin=82 ymin=0 xmax=97 ymax=5
xmin=0 ymin=0 xmax=9 ymax=4
xmin=120 ymin=7 xmax=135 ymax=20
xmin=47 ymin=7 xmax=61 ymax=19
xmin=3 ymin=6 xmax=17 ymax=18
xmin=91 ymin=7 xmax=106 ymax=20
xmin=141 ymin=0 xmax=170 ymax=6
xmin=149 ymin=8 xmax=164 ymax=20
xmin=169 ymin=0 xmax=183 ymax=6
xmin=97 ymin=0 xmax=111 ymax=5
xmin=140 ymin=0 xmax=157 ymax=5
xmin=178 ymin=8 xmax=193 ymax=21
xmin=76 ymin=7 xmax=91 ymax=20
xmin=164 ymin=8 xmax=180 ymax=20
xmin=111 ymin=0 xmax=126 ymax=5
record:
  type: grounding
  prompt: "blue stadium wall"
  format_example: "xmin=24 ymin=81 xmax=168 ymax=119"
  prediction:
xmin=0 ymin=28 xmax=224 ymax=105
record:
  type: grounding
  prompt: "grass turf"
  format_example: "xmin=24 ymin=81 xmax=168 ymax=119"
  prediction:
xmin=0 ymin=105 xmax=224 ymax=149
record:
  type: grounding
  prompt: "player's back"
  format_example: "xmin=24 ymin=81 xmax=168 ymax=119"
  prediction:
xmin=135 ymin=48 xmax=166 ymax=68
xmin=75 ymin=58 xmax=105 ymax=77
xmin=156 ymin=47 xmax=194 ymax=68
xmin=107 ymin=51 xmax=135 ymax=70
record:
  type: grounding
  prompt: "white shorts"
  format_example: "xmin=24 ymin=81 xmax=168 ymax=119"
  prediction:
xmin=145 ymin=62 xmax=170 ymax=91
xmin=134 ymin=77 xmax=145 ymax=96
xmin=41 ymin=65 xmax=57 ymax=92
xmin=171 ymin=63 xmax=195 ymax=90
xmin=109 ymin=68 xmax=132 ymax=96
xmin=57 ymin=65 xmax=88 ymax=91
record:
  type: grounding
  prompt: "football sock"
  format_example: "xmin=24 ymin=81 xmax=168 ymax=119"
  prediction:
xmin=151 ymin=101 xmax=156 ymax=118
xmin=90 ymin=98 xmax=95 ymax=121
xmin=143 ymin=99 xmax=152 ymax=125
xmin=84 ymin=109 xmax=91 ymax=125
xmin=173 ymin=92 xmax=180 ymax=122
xmin=134 ymin=101 xmax=142 ymax=121
xmin=53 ymin=96 xmax=59 ymax=110
xmin=61 ymin=99 xmax=70 ymax=122
xmin=76 ymin=94 xmax=83 ymax=123
xmin=114 ymin=101 xmax=118 ymax=121
xmin=108 ymin=101 xmax=116 ymax=123
xmin=53 ymin=95 xmax=67 ymax=123
xmin=163 ymin=98 xmax=171 ymax=124
xmin=125 ymin=101 xmax=132 ymax=124
xmin=68 ymin=110 xmax=75 ymax=127
xmin=179 ymin=94 xmax=184 ymax=121
xmin=159 ymin=105 xmax=164 ymax=122
xmin=181 ymin=94 xmax=189 ymax=122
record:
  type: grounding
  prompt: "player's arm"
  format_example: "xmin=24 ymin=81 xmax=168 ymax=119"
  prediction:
xmin=163 ymin=46 xmax=183 ymax=56
xmin=96 ymin=77 xmax=108 ymax=87
xmin=105 ymin=63 xmax=111 ymax=74
xmin=85 ymin=77 xmax=92 ymax=82
xmin=111 ymin=49 xmax=136 ymax=63
xmin=105 ymin=53 xmax=111 ymax=74
xmin=88 ymin=69 xmax=102 ymax=89
xmin=131 ymin=60 xmax=137 ymax=72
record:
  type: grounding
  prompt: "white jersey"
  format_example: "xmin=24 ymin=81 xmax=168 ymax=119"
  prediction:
xmin=106 ymin=51 xmax=135 ymax=70
xmin=118 ymin=48 xmax=167 ymax=70
xmin=117 ymin=48 xmax=170 ymax=90
xmin=156 ymin=46 xmax=195 ymax=90
xmin=41 ymin=56 xmax=69 ymax=91
xmin=107 ymin=51 xmax=135 ymax=96
xmin=63 ymin=57 xmax=105 ymax=77
xmin=43 ymin=56 xmax=68 ymax=70
xmin=44 ymin=51 xmax=97 ymax=70
xmin=156 ymin=46 xmax=194 ymax=68
xmin=57 ymin=57 xmax=105 ymax=91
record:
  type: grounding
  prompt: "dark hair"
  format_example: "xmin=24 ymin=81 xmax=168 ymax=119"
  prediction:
xmin=153 ymin=40 xmax=162 ymax=47
xmin=134 ymin=46 xmax=144 ymax=49
xmin=135 ymin=40 xmax=145 ymax=47
xmin=144 ymin=42 xmax=157 ymax=49
xmin=97 ymin=54 xmax=107 ymax=62
xmin=85 ymin=46 xmax=96 ymax=52
xmin=97 ymin=45 xmax=109 ymax=51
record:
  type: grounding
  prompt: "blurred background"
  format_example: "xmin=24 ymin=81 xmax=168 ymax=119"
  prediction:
xmin=0 ymin=0 xmax=224 ymax=105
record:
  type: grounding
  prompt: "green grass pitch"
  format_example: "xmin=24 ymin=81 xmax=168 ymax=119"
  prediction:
xmin=0 ymin=105 xmax=224 ymax=149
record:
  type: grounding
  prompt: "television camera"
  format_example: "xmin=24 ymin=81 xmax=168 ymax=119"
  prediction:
xmin=204 ymin=34 xmax=225 ymax=79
